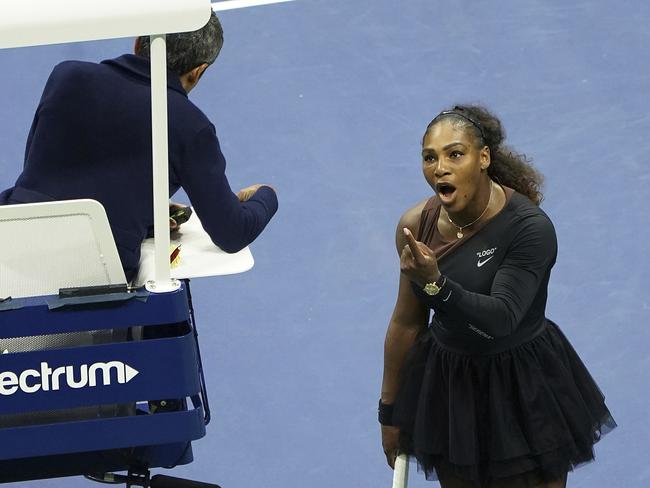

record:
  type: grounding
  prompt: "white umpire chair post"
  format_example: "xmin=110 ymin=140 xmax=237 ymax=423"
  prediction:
xmin=148 ymin=32 xmax=177 ymax=293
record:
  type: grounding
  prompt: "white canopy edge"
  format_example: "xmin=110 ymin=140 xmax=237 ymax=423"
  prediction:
xmin=0 ymin=0 xmax=212 ymax=49
xmin=212 ymin=0 xmax=296 ymax=12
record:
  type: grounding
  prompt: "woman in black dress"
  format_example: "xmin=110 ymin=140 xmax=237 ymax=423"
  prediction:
xmin=380 ymin=105 xmax=615 ymax=488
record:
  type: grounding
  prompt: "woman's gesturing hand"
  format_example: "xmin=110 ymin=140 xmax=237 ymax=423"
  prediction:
xmin=400 ymin=228 xmax=441 ymax=287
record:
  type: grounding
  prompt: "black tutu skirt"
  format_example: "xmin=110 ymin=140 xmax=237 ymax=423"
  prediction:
xmin=392 ymin=320 xmax=616 ymax=487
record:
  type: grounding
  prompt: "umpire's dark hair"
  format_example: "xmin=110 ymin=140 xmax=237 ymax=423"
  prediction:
xmin=425 ymin=104 xmax=544 ymax=205
xmin=136 ymin=11 xmax=224 ymax=76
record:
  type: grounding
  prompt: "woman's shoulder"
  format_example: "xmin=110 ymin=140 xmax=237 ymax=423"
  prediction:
xmin=395 ymin=197 xmax=435 ymax=252
xmin=504 ymin=191 xmax=557 ymax=245
xmin=398 ymin=196 xmax=437 ymax=232
xmin=506 ymin=191 xmax=553 ymax=223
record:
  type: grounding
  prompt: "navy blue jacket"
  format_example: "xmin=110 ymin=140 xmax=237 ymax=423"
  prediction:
xmin=0 ymin=55 xmax=278 ymax=277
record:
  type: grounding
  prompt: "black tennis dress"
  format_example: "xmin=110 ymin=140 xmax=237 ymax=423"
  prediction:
xmin=393 ymin=189 xmax=615 ymax=487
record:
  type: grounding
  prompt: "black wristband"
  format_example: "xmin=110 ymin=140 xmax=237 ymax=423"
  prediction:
xmin=378 ymin=399 xmax=394 ymax=426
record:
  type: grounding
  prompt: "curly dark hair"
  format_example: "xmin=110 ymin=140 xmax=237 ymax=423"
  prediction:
xmin=136 ymin=11 xmax=224 ymax=77
xmin=425 ymin=104 xmax=544 ymax=205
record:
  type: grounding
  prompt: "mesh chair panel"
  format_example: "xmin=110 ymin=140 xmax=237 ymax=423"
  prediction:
xmin=0 ymin=200 xmax=125 ymax=298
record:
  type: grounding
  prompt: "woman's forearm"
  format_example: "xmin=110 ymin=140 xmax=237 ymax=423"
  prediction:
xmin=381 ymin=320 xmax=423 ymax=404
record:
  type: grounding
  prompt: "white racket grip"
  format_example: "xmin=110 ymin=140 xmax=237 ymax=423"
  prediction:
xmin=392 ymin=454 xmax=409 ymax=488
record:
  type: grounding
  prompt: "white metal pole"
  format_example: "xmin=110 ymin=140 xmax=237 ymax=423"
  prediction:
xmin=392 ymin=454 xmax=409 ymax=488
xmin=147 ymin=33 xmax=179 ymax=293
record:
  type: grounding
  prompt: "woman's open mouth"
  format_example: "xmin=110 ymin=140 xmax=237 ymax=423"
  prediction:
xmin=436 ymin=182 xmax=457 ymax=203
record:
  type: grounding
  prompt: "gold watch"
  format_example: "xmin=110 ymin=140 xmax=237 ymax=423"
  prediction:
xmin=423 ymin=276 xmax=445 ymax=296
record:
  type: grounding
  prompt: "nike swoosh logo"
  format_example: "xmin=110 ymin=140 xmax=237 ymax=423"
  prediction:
xmin=477 ymin=256 xmax=494 ymax=267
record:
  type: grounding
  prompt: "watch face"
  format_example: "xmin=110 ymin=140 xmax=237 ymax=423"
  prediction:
xmin=424 ymin=282 xmax=440 ymax=296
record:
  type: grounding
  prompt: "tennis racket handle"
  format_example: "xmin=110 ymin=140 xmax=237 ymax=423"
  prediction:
xmin=392 ymin=454 xmax=409 ymax=488
xmin=150 ymin=475 xmax=221 ymax=488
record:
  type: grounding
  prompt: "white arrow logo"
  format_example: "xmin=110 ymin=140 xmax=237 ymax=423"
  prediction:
xmin=125 ymin=364 xmax=139 ymax=383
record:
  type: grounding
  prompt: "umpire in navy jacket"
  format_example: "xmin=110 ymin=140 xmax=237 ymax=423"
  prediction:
xmin=0 ymin=12 xmax=278 ymax=280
